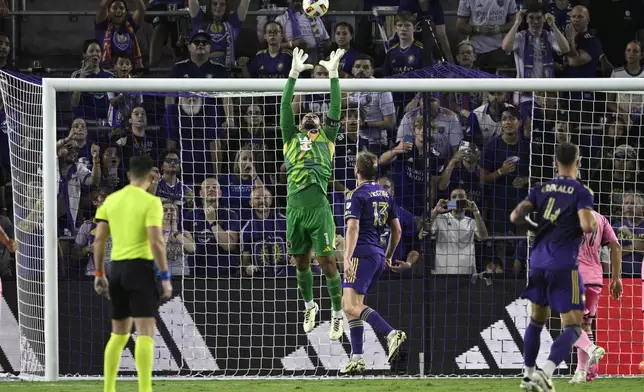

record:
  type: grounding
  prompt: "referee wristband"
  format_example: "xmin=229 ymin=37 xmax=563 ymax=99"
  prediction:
xmin=94 ymin=270 xmax=104 ymax=277
xmin=159 ymin=270 xmax=171 ymax=281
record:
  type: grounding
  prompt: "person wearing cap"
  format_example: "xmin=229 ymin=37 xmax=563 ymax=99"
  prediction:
xmin=168 ymin=31 xmax=230 ymax=79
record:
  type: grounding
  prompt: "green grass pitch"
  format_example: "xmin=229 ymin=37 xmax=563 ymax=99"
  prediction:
xmin=2 ymin=379 xmax=644 ymax=392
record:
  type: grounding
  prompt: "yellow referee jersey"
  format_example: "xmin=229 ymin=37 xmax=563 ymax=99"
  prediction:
xmin=95 ymin=185 xmax=163 ymax=261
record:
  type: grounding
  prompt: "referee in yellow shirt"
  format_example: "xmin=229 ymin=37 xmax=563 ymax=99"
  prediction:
xmin=93 ymin=155 xmax=173 ymax=392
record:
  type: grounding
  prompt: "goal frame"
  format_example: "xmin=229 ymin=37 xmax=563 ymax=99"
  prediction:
xmin=40 ymin=76 xmax=644 ymax=381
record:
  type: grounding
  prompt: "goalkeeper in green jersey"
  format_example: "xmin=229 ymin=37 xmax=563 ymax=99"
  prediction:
xmin=281 ymin=48 xmax=345 ymax=340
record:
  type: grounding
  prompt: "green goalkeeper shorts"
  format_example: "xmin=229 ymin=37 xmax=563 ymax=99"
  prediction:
xmin=286 ymin=188 xmax=336 ymax=257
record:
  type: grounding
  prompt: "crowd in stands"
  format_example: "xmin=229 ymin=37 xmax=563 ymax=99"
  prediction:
xmin=0 ymin=0 xmax=642 ymax=283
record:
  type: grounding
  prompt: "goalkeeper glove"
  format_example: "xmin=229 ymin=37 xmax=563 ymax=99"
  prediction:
xmin=289 ymin=47 xmax=314 ymax=79
xmin=319 ymin=49 xmax=346 ymax=79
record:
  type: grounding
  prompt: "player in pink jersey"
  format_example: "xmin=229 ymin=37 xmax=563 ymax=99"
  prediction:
xmin=570 ymin=210 xmax=623 ymax=384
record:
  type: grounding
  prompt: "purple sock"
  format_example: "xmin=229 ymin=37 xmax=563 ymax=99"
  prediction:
xmin=360 ymin=307 xmax=394 ymax=337
xmin=548 ymin=325 xmax=581 ymax=367
xmin=524 ymin=318 xmax=544 ymax=367
xmin=348 ymin=319 xmax=364 ymax=355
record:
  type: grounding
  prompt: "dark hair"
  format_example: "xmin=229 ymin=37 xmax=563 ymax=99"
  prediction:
xmin=395 ymin=11 xmax=416 ymax=24
xmin=100 ymin=143 xmax=121 ymax=161
xmin=264 ymin=21 xmax=284 ymax=35
xmin=354 ymin=54 xmax=375 ymax=68
xmin=523 ymin=0 xmax=546 ymax=14
xmin=204 ymin=0 xmax=229 ymax=24
xmin=555 ymin=142 xmax=579 ymax=166
xmin=90 ymin=187 xmax=110 ymax=202
xmin=501 ymin=104 xmax=521 ymax=119
xmin=377 ymin=175 xmax=394 ymax=187
xmin=113 ymin=51 xmax=133 ymax=64
xmin=129 ymin=155 xmax=155 ymax=179
xmin=334 ymin=22 xmax=354 ymax=37
xmin=82 ymin=39 xmax=101 ymax=54
xmin=355 ymin=151 xmax=379 ymax=181
xmin=159 ymin=149 xmax=180 ymax=164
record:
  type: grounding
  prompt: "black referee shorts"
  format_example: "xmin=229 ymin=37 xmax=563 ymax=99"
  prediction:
xmin=109 ymin=259 xmax=160 ymax=320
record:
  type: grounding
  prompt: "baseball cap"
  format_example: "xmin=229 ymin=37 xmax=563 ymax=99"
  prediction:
xmin=190 ymin=31 xmax=210 ymax=43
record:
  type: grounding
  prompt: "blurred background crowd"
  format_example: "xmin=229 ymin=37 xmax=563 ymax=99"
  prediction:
xmin=0 ymin=0 xmax=641 ymax=284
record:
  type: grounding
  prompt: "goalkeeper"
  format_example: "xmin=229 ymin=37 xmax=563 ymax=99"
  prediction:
xmin=281 ymin=48 xmax=346 ymax=340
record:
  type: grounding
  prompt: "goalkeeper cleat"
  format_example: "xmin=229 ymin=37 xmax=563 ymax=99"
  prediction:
xmin=569 ymin=369 xmax=587 ymax=384
xmin=586 ymin=364 xmax=598 ymax=381
xmin=339 ymin=357 xmax=366 ymax=375
xmin=519 ymin=377 xmax=542 ymax=392
xmin=329 ymin=316 xmax=344 ymax=341
xmin=303 ymin=303 xmax=319 ymax=333
xmin=585 ymin=346 xmax=605 ymax=372
xmin=532 ymin=370 xmax=555 ymax=392
xmin=387 ymin=330 xmax=407 ymax=362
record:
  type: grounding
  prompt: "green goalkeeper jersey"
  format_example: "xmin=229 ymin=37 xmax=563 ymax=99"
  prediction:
xmin=280 ymin=77 xmax=342 ymax=197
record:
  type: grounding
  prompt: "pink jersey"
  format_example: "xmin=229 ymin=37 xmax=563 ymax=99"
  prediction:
xmin=578 ymin=211 xmax=618 ymax=286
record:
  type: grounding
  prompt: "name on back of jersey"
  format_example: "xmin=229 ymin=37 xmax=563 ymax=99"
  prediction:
xmin=541 ymin=183 xmax=574 ymax=194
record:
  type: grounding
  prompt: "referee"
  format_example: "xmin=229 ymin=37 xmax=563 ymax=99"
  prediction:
xmin=93 ymin=155 xmax=172 ymax=392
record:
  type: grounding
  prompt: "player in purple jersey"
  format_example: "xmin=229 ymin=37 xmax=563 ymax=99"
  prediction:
xmin=339 ymin=151 xmax=407 ymax=375
xmin=510 ymin=142 xmax=597 ymax=392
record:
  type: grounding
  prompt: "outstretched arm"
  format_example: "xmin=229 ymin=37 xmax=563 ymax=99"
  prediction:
xmin=280 ymin=48 xmax=313 ymax=144
xmin=319 ymin=49 xmax=346 ymax=140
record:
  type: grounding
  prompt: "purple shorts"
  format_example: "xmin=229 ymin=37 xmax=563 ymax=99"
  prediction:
xmin=342 ymin=254 xmax=385 ymax=295
xmin=521 ymin=268 xmax=585 ymax=314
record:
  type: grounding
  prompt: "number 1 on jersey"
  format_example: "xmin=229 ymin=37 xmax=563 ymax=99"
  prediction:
xmin=543 ymin=197 xmax=561 ymax=223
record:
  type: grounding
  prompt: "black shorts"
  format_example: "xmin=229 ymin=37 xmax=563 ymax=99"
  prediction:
xmin=109 ymin=259 xmax=160 ymax=320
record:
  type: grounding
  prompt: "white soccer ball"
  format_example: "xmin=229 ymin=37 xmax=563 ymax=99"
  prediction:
xmin=303 ymin=0 xmax=329 ymax=18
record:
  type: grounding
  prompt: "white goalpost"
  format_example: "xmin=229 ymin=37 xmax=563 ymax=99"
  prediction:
xmin=3 ymin=74 xmax=644 ymax=381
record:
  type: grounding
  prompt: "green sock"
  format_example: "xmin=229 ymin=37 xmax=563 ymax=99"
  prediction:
xmin=103 ymin=333 xmax=129 ymax=392
xmin=135 ymin=335 xmax=154 ymax=392
xmin=296 ymin=267 xmax=314 ymax=303
xmin=325 ymin=272 xmax=343 ymax=312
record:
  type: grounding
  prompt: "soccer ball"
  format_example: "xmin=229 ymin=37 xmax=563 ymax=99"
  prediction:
xmin=303 ymin=0 xmax=329 ymax=18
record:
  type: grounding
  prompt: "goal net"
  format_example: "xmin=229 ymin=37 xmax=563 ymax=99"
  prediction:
xmin=0 ymin=67 xmax=642 ymax=379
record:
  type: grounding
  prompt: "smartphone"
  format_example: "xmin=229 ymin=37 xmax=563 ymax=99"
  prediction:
xmin=447 ymin=199 xmax=468 ymax=210
xmin=459 ymin=140 xmax=470 ymax=151
xmin=403 ymin=134 xmax=414 ymax=143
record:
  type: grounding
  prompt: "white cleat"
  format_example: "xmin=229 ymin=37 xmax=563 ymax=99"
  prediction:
xmin=520 ymin=377 xmax=543 ymax=392
xmin=532 ymin=370 xmax=556 ymax=392
xmin=387 ymin=330 xmax=407 ymax=362
xmin=339 ymin=357 xmax=366 ymax=375
xmin=329 ymin=316 xmax=344 ymax=341
xmin=303 ymin=303 xmax=319 ymax=333
xmin=569 ymin=369 xmax=587 ymax=384
xmin=586 ymin=346 xmax=606 ymax=372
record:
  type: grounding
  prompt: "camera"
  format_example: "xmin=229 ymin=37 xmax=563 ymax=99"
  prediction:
xmin=447 ymin=199 xmax=468 ymax=210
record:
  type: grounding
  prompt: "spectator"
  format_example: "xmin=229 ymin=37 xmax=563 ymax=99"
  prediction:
xmin=502 ymin=3 xmax=569 ymax=96
xmin=608 ymin=41 xmax=644 ymax=124
xmin=455 ymin=40 xmax=476 ymax=69
xmin=219 ymin=147 xmax=264 ymax=220
xmin=168 ymin=31 xmax=230 ymax=79
xmin=437 ymin=141 xmax=483 ymax=209
xmin=240 ymin=185 xmax=291 ymax=277
xmin=380 ymin=116 xmax=441 ymax=217
xmin=467 ymin=92 xmax=509 ymax=148
xmin=588 ymin=0 xmax=644 ymax=69
xmin=147 ymin=0 xmax=191 ymax=67
xmin=481 ymin=105 xmax=530 ymax=272
xmin=256 ymin=0 xmax=289 ymax=46
xmin=331 ymin=22 xmax=359 ymax=78
xmin=0 ymin=33 xmax=11 ymax=71
xmin=162 ymin=200 xmax=195 ymax=276
xmin=348 ymin=54 xmax=395 ymax=153
xmin=398 ymin=0 xmax=453 ymax=62
xmin=55 ymin=145 xmax=101 ymax=236
xmin=594 ymin=116 xmax=633 ymax=165
xmin=56 ymin=118 xmax=90 ymax=158
xmin=95 ymin=0 xmax=146 ymax=69
xmin=72 ymin=188 xmax=111 ymax=276
xmin=165 ymin=96 xmax=221 ymax=183
xmin=384 ymin=12 xmax=426 ymax=76
xmin=563 ymin=5 xmax=601 ymax=78
xmin=614 ymin=192 xmax=644 ymax=277
xmin=397 ymin=97 xmax=462 ymax=159
xmin=107 ymin=52 xmax=143 ymax=129
xmin=155 ymin=149 xmax=195 ymax=208
xmin=275 ymin=0 xmax=330 ymax=64
xmin=377 ymin=176 xmax=420 ymax=273
xmin=184 ymin=177 xmax=240 ymax=277
xmin=188 ymin=0 xmax=250 ymax=68
xmin=71 ymin=39 xmax=113 ymax=122
xmin=456 ymin=0 xmax=517 ymax=71
xmin=116 ymin=106 xmax=159 ymax=168
xmin=246 ymin=21 xmax=293 ymax=78
xmin=97 ymin=144 xmax=125 ymax=191
xmin=590 ymin=144 xmax=643 ymax=220
xmin=332 ymin=107 xmax=368 ymax=232
xmin=428 ymin=188 xmax=488 ymax=275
